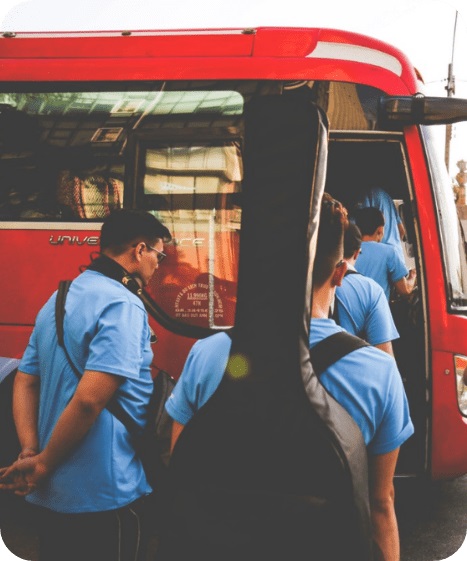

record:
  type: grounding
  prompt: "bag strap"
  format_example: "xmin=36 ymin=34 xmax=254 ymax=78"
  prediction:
xmin=310 ymin=331 xmax=369 ymax=376
xmin=226 ymin=326 xmax=367 ymax=376
xmin=55 ymin=280 xmax=72 ymax=348
xmin=344 ymin=269 xmax=360 ymax=277
xmin=55 ymin=280 xmax=141 ymax=436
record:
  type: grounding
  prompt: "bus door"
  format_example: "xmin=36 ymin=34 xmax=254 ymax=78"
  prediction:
xmin=326 ymin=93 xmax=467 ymax=479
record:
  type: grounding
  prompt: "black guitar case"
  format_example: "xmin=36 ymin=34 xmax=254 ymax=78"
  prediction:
xmin=159 ymin=88 xmax=373 ymax=561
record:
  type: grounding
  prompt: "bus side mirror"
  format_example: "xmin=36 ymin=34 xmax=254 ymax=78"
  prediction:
xmin=378 ymin=94 xmax=467 ymax=126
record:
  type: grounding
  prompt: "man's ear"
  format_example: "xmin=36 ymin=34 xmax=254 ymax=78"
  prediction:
xmin=133 ymin=241 xmax=145 ymax=262
xmin=331 ymin=260 xmax=348 ymax=287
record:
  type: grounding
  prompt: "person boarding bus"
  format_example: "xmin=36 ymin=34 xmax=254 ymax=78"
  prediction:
xmin=334 ymin=221 xmax=399 ymax=355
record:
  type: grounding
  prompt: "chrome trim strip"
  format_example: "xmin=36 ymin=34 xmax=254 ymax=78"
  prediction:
xmin=6 ymin=29 xmax=244 ymax=39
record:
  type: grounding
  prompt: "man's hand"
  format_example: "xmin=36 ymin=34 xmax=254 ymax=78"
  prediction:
xmin=0 ymin=453 xmax=50 ymax=496
xmin=18 ymin=447 xmax=38 ymax=460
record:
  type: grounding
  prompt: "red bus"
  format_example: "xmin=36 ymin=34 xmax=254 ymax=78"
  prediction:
xmin=1 ymin=27 xmax=467 ymax=482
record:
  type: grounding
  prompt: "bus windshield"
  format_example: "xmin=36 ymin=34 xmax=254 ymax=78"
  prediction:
xmin=423 ymin=126 xmax=467 ymax=310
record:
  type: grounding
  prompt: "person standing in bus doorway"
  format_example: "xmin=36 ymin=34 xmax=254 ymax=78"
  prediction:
xmin=165 ymin=194 xmax=414 ymax=561
xmin=355 ymin=186 xmax=407 ymax=261
xmin=353 ymin=207 xmax=416 ymax=301
xmin=0 ymin=209 xmax=171 ymax=561
xmin=334 ymin=222 xmax=400 ymax=355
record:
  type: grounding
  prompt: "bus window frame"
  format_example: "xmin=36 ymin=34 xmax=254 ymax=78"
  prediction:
xmin=129 ymin=128 xmax=244 ymax=339
xmin=131 ymin=128 xmax=244 ymax=209
xmin=421 ymin=125 xmax=467 ymax=314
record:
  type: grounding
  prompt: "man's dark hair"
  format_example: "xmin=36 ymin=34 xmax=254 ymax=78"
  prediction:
xmin=344 ymin=223 xmax=362 ymax=258
xmin=313 ymin=193 xmax=348 ymax=287
xmin=353 ymin=207 xmax=384 ymax=236
xmin=100 ymin=209 xmax=171 ymax=252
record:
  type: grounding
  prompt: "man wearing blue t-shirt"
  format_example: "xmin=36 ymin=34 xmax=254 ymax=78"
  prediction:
xmin=354 ymin=207 xmax=416 ymax=300
xmin=166 ymin=194 xmax=414 ymax=561
xmin=356 ymin=186 xmax=406 ymax=261
xmin=0 ymin=210 xmax=171 ymax=561
xmin=335 ymin=222 xmax=399 ymax=355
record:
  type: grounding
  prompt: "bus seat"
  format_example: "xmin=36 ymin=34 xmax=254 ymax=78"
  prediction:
xmin=57 ymin=170 xmax=123 ymax=219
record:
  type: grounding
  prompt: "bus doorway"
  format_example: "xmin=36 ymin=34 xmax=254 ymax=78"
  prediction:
xmin=326 ymin=135 xmax=428 ymax=477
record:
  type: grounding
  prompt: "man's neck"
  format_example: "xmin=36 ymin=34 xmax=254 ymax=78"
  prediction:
xmin=311 ymin=284 xmax=335 ymax=319
xmin=102 ymin=250 xmax=129 ymax=270
xmin=345 ymin=257 xmax=357 ymax=270
xmin=362 ymin=234 xmax=378 ymax=242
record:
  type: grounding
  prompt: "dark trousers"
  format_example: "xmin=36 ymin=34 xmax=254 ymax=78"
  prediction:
xmin=34 ymin=496 xmax=149 ymax=561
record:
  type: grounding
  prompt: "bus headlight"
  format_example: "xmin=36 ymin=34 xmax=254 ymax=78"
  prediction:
xmin=454 ymin=355 xmax=467 ymax=416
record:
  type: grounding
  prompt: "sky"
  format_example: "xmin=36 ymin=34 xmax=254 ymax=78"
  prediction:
xmin=0 ymin=3 xmax=466 ymax=561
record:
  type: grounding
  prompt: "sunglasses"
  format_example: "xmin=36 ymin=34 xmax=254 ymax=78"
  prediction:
xmin=145 ymin=244 xmax=166 ymax=263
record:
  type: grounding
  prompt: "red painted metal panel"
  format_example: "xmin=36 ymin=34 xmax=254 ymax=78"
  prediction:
xmin=0 ymin=27 xmax=418 ymax=95
xmin=0 ymin=229 xmax=99 ymax=325
xmin=0 ymin=58 xmax=412 ymax=95
xmin=0 ymin=30 xmax=254 ymax=58
xmin=431 ymin=351 xmax=467 ymax=479
xmin=405 ymin=126 xmax=467 ymax=478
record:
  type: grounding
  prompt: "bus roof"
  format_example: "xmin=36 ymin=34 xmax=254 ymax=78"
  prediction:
xmin=0 ymin=27 xmax=419 ymax=94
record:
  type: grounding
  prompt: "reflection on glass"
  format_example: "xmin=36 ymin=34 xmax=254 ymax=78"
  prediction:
xmin=423 ymin=126 xmax=467 ymax=308
xmin=143 ymin=141 xmax=242 ymax=329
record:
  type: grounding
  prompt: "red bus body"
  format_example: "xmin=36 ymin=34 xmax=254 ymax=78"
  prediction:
xmin=1 ymin=27 xmax=467 ymax=480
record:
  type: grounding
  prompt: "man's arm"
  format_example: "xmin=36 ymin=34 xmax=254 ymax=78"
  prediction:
xmin=394 ymin=269 xmax=416 ymax=297
xmin=397 ymin=222 xmax=406 ymax=242
xmin=0 ymin=370 xmax=123 ymax=492
xmin=170 ymin=420 xmax=185 ymax=453
xmin=375 ymin=342 xmax=394 ymax=356
xmin=13 ymin=371 xmax=40 ymax=457
xmin=368 ymin=448 xmax=400 ymax=561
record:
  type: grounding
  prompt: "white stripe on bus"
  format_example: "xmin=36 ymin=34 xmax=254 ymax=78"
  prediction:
xmin=307 ymin=41 xmax=403 ymax=76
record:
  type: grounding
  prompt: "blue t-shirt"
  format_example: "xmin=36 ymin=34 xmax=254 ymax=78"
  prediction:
xmin=19 ymin=269 xmax=153 ymax=513
xmin=335 ymin=270 xmax=399 ymax=345
xmin=356 ymin=241 xmax=408 ymax=300
xmin=166 ymin=320 xmax=414 ymax=456
xmin=357 ymin=187 xmax=403 ymax=257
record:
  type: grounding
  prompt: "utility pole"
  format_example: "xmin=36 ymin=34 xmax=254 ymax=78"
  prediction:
xmin=445 ymin=10 xmax=458 ymax=171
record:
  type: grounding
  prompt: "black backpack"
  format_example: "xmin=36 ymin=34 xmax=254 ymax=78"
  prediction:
xmin=158 ymin=91 xmax=373 ymax=561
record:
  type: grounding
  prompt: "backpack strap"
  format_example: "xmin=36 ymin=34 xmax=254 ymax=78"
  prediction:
xmin=344 ymin=269 xmax=360 ymax=277
xmin=55 ymin=280 xmax=72 ymax=348
xmin=228 ymin=327 xmax=368 ymax=376
xmin=310 ymin=331 xmax=369 ymax=376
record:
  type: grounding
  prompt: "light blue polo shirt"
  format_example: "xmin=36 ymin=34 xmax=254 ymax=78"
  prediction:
xmin=356 ymin=241 xmax=408 ymax=300
xmin=335 ymin=269 xmax=399 ymax=345
xmin=357 ymin=187 xmax=404 ymax=259
xmin=166 ymin=320 xmax=413 ymax=456
xmin=19 ymin=270 xmax=153 ymax=513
